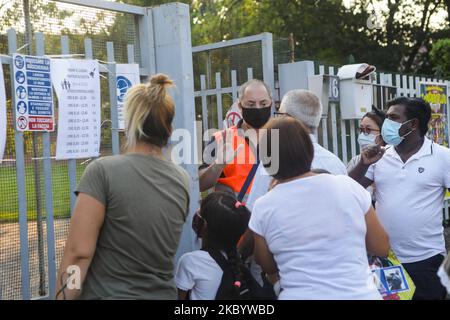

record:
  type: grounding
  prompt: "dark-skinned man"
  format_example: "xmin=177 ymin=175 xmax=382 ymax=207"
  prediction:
xmin=349 ymin=97 xmax=450 ymax=300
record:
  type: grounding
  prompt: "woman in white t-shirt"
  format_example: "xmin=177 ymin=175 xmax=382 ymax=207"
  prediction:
xmin=176 ymin=191 xmax=251 ymax=300
xmin=251 ymin=116 xmax=390 ymax=300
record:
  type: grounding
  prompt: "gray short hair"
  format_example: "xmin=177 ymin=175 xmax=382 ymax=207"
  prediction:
xmin=238 ymin=79 xmax=272 ymax=100
xmin=279 ymin=89 xmax=323 ymax=131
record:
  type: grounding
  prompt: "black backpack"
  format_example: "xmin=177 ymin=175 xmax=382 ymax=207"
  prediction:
xmin=208 ymin=250 xmax=276 ymax=300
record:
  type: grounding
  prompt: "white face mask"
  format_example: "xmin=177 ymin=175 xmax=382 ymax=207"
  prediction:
xmin=357 ymin=132 xmax=378 ymax=150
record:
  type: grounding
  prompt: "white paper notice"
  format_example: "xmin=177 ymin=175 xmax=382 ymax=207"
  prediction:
xmin=52 ymin=59 xmax=101 ymax=160
xmin=116 ymin=64 xmax=140 ymax=130
xmin=0 ymin=65 xmax=6 ymax=162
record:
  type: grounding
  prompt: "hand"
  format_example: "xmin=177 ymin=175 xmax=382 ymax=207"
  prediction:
xmin=265 ymin=272 xmax=280 ymax=286
xmin=214 ymin=140 xmax=244 ymax=165
xmin=361 ymin=145 xmax=385 ymax=166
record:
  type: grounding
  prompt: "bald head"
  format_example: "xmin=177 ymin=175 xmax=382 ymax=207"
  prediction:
xmin=238 ymin=79 xmax=272 ymax=102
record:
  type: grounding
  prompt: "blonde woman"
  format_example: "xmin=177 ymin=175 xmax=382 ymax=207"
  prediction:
xmin=56 ymin=74 xmax=190 ymax=300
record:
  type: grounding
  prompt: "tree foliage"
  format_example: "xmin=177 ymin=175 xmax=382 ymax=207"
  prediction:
xmin=1 ymin=0 xmax=449 ymax=75
xmin=430 ymin=38 xmax=450 ymax=77
xmin=181 ymin=0 xmax=450 ymax=75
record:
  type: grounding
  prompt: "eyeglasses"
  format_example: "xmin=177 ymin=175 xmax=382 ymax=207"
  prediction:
xmin=274 ymin=111 xmax=293 ymax=118
xmin=358 ymin=127 xmax=380 ymax=135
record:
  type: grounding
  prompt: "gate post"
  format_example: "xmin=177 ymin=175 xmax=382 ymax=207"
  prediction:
xmin=149 ymin=3 xmax=201 ymax=259
xmin=261 ymin=32 xmax=275 ymax=98
xmin=35 ymin=32 xmax=56 ymax=300
xmin=8 ymin=28 xmax=30 ymax=300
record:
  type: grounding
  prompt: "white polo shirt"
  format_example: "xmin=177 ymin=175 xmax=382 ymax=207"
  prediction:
xmin=365 ymin=137 xmax=450 ymax=263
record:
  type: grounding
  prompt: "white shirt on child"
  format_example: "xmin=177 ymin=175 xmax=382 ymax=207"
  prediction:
xmin=176 ymin=250 xmax=223 ymax=300
xmin=249 ymin=174 xmax=382 ymax=300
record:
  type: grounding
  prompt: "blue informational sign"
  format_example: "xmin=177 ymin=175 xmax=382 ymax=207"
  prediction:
xmin=15 ymin=71 xmax=26 ymax=84
xmin=14 ymin=55 xmax=24 ymax=69
xmin=13 ymin=54 xmax=54 ymax=131
xmin=27 ymin=71 xmax=51 ymax=87
xmin=25 ymin=56 xmax=50 ymax=72
xmin=17 ymin=101 xmax=27 ymax=115
xmin=16 ymin=86 xmax=27 ymax=99
xmin=28 ymin=86 xmax=52 ymax=101
xmin=29 ymin=101 xmax=52 ymax=116
xmin=117 ymin=75 xmax=133 ymax=103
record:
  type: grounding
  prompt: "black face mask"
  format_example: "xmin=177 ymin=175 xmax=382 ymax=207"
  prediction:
xmin=242 ymin=106 xmax=271 ymax=129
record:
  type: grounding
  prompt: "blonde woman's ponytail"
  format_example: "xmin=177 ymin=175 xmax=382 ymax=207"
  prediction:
xmin=124 ymin=73 xmax=175 ymax=149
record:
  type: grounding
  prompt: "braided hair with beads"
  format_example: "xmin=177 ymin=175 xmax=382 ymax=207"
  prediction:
xmin=199 ymin=191 xmax=250 ymax=299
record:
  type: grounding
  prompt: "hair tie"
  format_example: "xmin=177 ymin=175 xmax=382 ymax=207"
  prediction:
xmin=234 ymin=281 xmax=241 ymax=288
xmin=235 ymin=201 xmax=244 ymax=208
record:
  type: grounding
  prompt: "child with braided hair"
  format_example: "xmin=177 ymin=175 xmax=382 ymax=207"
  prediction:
xmin=176 ymin=191 xmax=251 ymax=300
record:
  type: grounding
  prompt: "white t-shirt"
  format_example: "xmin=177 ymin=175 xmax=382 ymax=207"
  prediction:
xmin=347 ymin=154 xmax=376 ymax=201
xmin=365 ymin=138 xmax=450 ymax=263
xmin=247 ymin=134 xmax=347 ymax=211
xmin=249 ymin=174 xmax=381 ymax=300
xmin=175 ymin=250 xmax=223 ymax=300
xmin=308 ymin=134 xmax=348 ymax=176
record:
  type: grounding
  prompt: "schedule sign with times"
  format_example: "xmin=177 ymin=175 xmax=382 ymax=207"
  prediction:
xmin=51 ymin=59 xmax=101 ymax=160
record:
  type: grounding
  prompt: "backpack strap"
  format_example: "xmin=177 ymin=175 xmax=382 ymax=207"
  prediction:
xmin=208 ymin=249 xmax=229 ymax=272
xmin=207 ymin=249 xmax=235 ymax=300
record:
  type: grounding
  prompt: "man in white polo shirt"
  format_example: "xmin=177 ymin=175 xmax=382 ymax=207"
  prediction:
xmin=246 ymin=89 xmax=347 ymax=211
xmin=349 ymin=97 xmax=450 ymax=300
xmin=240 ymin=90 xmax=347 ymax=287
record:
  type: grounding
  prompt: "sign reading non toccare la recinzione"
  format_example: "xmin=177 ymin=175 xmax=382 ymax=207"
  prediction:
xmin=13 ymin=54 xmax=55 ymax=131
xmin=116 ymin=64 xmax=140 ymax=130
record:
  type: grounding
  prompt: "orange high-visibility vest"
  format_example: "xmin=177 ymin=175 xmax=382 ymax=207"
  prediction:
xmin=213 ymin=124 xmax=257 ymax=195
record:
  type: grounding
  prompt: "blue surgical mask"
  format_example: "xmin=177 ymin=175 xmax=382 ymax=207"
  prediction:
xmin=381 ymin=118 xmax=413 ymax=146
xmin=358 ymin=133 xmax=378 ymax=150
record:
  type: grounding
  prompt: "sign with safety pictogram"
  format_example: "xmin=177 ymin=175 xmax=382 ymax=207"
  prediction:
xmin=13 ymin=54 xmax=55 ymax=131
xmin=116 ymin=64 xmax=140 ymax=130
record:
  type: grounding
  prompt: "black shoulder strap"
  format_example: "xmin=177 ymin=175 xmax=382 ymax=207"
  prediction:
xmin=237 ymin=162 xmax=259 ymax=202
xmin=208 ymin=249 xmax=229 ymax=271
xmin=208 ymin=250 xmax=235 ymax=300
xmin=219 ymin=126 xmax=259 ymax=202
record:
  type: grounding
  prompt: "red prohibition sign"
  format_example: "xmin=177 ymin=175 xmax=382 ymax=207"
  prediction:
xmin=226 ymin=111 xmax=242 ymax=127
xmin=17 ymin=116 xmax=28 ymax=130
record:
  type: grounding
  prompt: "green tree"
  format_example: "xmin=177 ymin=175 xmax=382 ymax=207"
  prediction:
xmin=2 ymin=0 xmax=449 ymax=75
xmin=197 ymin=0 xmax=449 ymax=75
xmin=0 ymin=0 xmax=72 ymax=33
xmin=430 ymin=38 xmax=450 ymax=77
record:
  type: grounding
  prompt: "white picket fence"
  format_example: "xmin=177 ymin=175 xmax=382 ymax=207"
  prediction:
xmin=194 ymin=62 xmax=450 ymax=223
